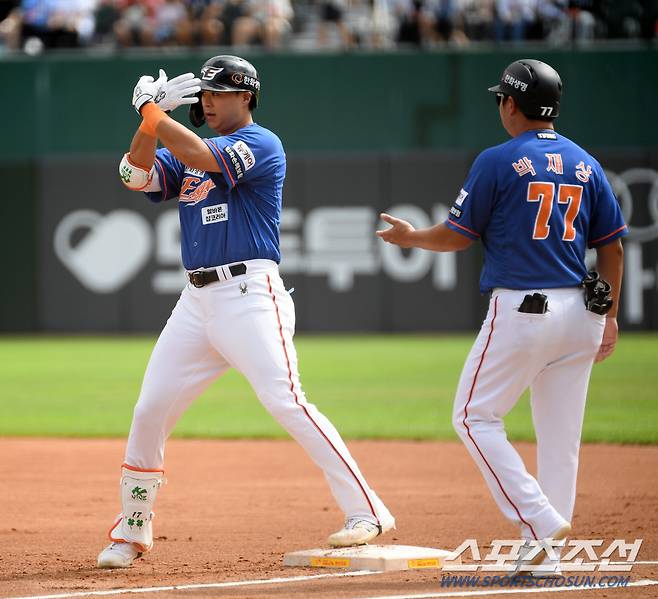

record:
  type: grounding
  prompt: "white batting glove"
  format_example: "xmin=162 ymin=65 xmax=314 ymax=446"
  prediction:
xmin=156 ymin=72 xmax=202 ymax=113
xmin=131 ymin=69 xmax=168 ymax=114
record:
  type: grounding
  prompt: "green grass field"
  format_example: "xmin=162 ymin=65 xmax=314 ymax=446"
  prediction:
xmin=0 ymin=334 xmax=656 ymax=443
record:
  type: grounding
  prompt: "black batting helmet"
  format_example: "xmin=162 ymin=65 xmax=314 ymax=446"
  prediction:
xmin=488 ymin=59 xmax=562 ymax=120
xmin=189 ymin=55 xmax=261 ymax=128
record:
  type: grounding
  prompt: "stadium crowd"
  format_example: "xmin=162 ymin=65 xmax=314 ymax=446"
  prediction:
xmin=0 ymin=0 xmax=656 ymax=52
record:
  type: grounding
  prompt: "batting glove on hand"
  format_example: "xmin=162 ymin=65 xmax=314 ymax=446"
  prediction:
xmin=156 ymin=72 xmax=202 ymax=113
xmin=132 ymin=69 xmax=168 ymax=114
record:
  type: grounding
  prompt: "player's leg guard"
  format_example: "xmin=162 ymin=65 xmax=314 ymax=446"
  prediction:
xmin=108 ymin=465 xmax=164 ymax=553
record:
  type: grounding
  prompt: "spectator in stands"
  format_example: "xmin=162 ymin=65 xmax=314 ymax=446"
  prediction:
xmin=427 ymin=0 xmax=469 ymax=44
xmin=0 ymin=0 xmax=21 ymax=49
xmin=494 ymin=0 xmax=534 ymax=41
xmin=48 ymin=0 xmax=98 ymax=46
xmin=6 ymin=0 xmax=54 ymax=49
xmin=174 ymin=0 xmax=224 ymax=46
xmin=152 ymin=0 xmax=187 ymax=44
xmin=533 ymin=0 xmax=572 ymax=43
xmin=316 ymin=0 xmax=353 ymax=48
xmin=232 ymin=0 xmax=294 ymax=48
xmin=460 ymin=0 xmax=495 ymax=41
xmin=599 ymin=0 xmax=643 ymax=38
xmin=394 ymin=0 xmax=433 ymax=45
xmin=113 ymin=0 xmax=161 ymax=47
xmin=2 ymin=0 xmax=655 ymax=52
xmin=93 ymin=0 xmax=121 ymax=44
xmin=0 ymin=0 xmax=97 ymax=50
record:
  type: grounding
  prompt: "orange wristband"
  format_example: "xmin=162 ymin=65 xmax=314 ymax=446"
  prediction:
xmin=140 ymin=102 xmax=166 ymax=136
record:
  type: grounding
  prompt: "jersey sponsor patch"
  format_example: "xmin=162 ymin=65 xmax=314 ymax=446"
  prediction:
xmin=184 ymin=167 xmax=206 ymax=177
xmin=224 ymin=145 xmax=244 ymax=179
xmin=201 ymin=203 xmax=228 ymax=225
xmin=455 ymin=188 xmax=469 ymax=206
xmin=232 ymin=140 xmax=256 ymax=171
xmin=537 ymin=132 xmax=557 ymax=140
xmin=449 ymin=205 xmax=463 ymax=219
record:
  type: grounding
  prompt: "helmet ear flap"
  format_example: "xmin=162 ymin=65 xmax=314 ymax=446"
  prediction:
xmin=189 ymin=94 xmax=205 ymax=128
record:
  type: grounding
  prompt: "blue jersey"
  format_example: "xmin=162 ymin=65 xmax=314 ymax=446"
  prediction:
xmin=445 ymin=129 xmax=627 ymax=293
xmin=146 ymin=122 xmax=286 ymax=270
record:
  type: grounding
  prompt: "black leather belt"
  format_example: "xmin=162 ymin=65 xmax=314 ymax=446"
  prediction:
xmin=188 ymin=263 xmax=247 ymax=288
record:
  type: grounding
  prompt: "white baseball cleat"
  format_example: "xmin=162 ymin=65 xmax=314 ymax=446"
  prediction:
xmin=97 ymin=542 xmax=142 ymax=569
xmin=327 ymin=516 xmax=395 ymax=548
xmin=511 ymin=522 xmax=571 ymax=576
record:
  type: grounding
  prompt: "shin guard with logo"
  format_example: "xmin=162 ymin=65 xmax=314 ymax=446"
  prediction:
xmin=108 ymin=465 xmax=164 ymax=553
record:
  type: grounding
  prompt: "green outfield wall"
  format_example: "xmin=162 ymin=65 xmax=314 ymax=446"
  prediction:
xmin=1 ymin=49 xmax=657 ymax=331
xmin=2 ymin=48 xmax=657 ymax=158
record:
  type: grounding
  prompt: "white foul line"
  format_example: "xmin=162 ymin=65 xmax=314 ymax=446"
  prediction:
xmin=7 ymin=563 xmax=658 ymax=599
xmin=354 ymin=578 xmax=658 ymax=599
xmin=5 ymin=570 xmax=379 ymax=599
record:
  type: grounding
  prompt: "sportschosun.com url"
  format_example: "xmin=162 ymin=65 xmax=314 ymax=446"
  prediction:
xmin=440 ymin=574 xmax=631 ymax=589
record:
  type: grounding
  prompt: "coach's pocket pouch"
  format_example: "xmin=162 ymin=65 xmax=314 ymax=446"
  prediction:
xmin=517 ymin=293 xmax=548 ymax=314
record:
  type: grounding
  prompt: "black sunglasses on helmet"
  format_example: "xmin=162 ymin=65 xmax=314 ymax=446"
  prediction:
xmin=495 ymin=92 xmax=509 ymax=106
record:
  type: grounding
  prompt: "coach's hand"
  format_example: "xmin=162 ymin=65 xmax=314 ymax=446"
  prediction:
xmin=595 ymin=317 xmax=618 ymax=363
xmin=132 ymin=70 xmax=168 ymax=114
xmin=376 ymin=213 xmax=416 ymax=247
xmin=156 ymin=72 xmax=201 ymax=113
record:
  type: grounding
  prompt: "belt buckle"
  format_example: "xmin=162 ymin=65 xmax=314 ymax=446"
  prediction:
xmin=190 ymin=271 xmax=205 ymax=288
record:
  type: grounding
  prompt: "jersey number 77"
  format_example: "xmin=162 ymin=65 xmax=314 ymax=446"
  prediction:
xmin=527 ymin=182 xmax=583 ymax=242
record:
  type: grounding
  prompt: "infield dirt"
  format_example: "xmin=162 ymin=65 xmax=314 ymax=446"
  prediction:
xmin=1 ymin=439 xmax=657 ymax=599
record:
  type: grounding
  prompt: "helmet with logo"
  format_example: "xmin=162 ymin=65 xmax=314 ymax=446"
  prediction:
xmin=189 ymin=55 xmax=261 ymax=128
xmin=488 ymin=59 xmax=562 ymax=120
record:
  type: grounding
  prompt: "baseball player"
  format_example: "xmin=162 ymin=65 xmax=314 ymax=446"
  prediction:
xmin=97 ymin=55 xmax=395 ymax=569
xmin=377 ymin=59 xmax=626 ymax=573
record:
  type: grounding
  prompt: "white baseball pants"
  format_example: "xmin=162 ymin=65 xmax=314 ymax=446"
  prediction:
xmin=124 ymin=259 xmax=393 ymax=527
xmin=452 ymin=287 xmax=605 ymax=540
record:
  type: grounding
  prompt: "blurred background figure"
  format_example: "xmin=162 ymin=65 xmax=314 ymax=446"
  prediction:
xmin=566 ymin=0 xmax=596 ymax=42
xmin=174 ymin=0 xmax=224 ymax=46
xmin=598 ymin=0 xmax=643 ymax=38
xmin=49 ymin=0 xmax=98 ymax=47
xmin=494 ymin=0 xmax=535 ymax=41
xmin=533 ymin=0 xmax=570 ymax=43
xmin=113 ymin=0 xmax=160 ymax=47
xmin=458 ymin=0 xmax=494 ymax=41
xmin=426 ymin=0 xmax=469 ymax=45
xmin=0 ymin=0 xmax=97 ymax=51
xmin=93 ymin=0 xmax=121 ymax=44
xmin=232 ymin=0 xmax=294 ymax=49
xmin=0 ymin=0 xmax=21 ymax=50
xmin=316 ymin=0 xmax=353 ymax=48
xmin=1 ymin=0 xmax=657 ymax=53
xmin=394 ymin=0 xmax=433 ymax=46
xmin=152 ymin=0 xmax=187 ymax=45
